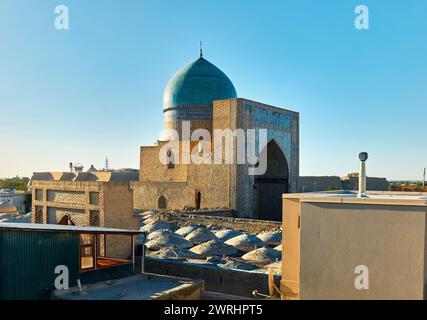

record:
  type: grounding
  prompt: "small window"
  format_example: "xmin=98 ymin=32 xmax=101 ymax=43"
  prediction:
xmin=195 ymin=191 xmax=201 ymax=210
xmin=35 ymin=189 xmax=43 ymax=201
xmin=167 ymin=149 xmax=175 ymax=169
xmin=198 ymin=137 xmax=204 ymax=156
xmin=89 ymin=192 xmax=100 ymax=205
xmin=158 ymin=196 xmax=167 ymax=209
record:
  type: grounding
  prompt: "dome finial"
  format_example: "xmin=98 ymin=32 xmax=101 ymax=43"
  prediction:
xmin=200 ymin=41 xmax=203 ymax=58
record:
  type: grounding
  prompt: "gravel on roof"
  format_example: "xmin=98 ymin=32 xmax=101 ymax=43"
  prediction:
xmin=190 ymin=239 xmax=238 ymax=257
xmin=145 ymin=234 xmax=193 ymax=251
xmin=141 ymin=210 xmax=156 ymax=217
xmin=140 ymin=221 xmax=173 ymax=233
xmin=141 ymin=216 xmax=159 ymax=226
xmin=217 ymin=259 xmax=258 ymax=271
xmin=146 ymin=247 xmax=200 ymax=260
xmin=185 ymin=228 xmax=216 ymax=244
xmin=225 ymin=234 xmax=265 ymax=252
xmin=256 ymin=232 xmax=282 ymax=246
xmin=175 ymin=225 xmax=199 ymax=237
xmin=214 ymin=229 xmax=241 ymax=242
xmin=241 ymin=247 xmax=281 ymax=264
xmin=147 ymin=229 xmax=178 ymax=241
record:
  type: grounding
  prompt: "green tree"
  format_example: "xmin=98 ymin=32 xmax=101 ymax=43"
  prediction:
xmin=0 ymin=178 xmax=28 ymax=191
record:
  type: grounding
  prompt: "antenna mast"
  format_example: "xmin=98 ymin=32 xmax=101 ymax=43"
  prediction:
xmin=105 ymin=157 xmax=110 ymax=171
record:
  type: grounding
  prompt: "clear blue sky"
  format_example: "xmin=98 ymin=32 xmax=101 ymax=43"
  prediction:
xmin=0 ymin=0 xmax=426 ymax=180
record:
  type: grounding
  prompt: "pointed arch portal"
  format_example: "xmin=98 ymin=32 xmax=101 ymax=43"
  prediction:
xmin=254 ymin=139 xmax=289 ymax=221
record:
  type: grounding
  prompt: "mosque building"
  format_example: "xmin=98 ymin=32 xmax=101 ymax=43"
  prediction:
xmin=132 ymin=50 xmax=299 ymax=221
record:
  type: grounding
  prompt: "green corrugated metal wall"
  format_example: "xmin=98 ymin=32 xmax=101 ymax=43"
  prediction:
xmin=0 ymin=230 xmax=80 ymax=300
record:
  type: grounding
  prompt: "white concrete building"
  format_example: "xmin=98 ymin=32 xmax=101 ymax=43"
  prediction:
xmin=0 ymin=189 xmax=30 ymax=213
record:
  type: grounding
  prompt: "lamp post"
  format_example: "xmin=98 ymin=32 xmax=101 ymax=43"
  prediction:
xmin=358 ymin=152 xmax=368 ymax=198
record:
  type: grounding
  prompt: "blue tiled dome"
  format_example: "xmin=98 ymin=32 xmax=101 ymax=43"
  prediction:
xmin=163 ymin=57 xmax=237 ymax=110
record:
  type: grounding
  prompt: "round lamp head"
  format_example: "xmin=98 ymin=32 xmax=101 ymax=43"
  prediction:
xmin=359 ymin=152 xmax=368 ymax=162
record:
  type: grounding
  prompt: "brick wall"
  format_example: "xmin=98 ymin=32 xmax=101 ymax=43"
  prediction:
xmin=143 ymin=257 xmax=279 ymax=298
xmin=103 ymin=183 xmax=139 ymax=259
xmin=161 ymin=212 xmax=281 ymax=233
xmin=134 ymin=98 xmax=299 ymax=220
xmin=31 ymin=180 xmax=137 ymax=259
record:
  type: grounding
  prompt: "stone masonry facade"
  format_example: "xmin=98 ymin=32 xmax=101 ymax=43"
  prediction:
xmin=31 ymin=179 xmax=138 ymax=259
xmin=132 ymin=98 xmax=299 ymax=220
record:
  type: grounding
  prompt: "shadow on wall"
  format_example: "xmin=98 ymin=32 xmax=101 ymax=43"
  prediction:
xmin=254 ymin=140 xmax=289 ymax=221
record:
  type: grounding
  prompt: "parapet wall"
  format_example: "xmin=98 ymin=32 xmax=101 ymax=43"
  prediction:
xmin=299 ymin=176 xmax=389 ymax=192
xmin=160 ymin=211 xmax=281 ymax=233
xmin=143 ymin=257 xmax=279 ymax=298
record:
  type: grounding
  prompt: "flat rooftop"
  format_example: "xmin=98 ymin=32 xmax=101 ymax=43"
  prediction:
xmin=283 ymin=191 xmax=427 ymax=207
xmin=52 ymin=273 xmax=203 ymax=300
xmin=0 ymin=223 xmax=144 ymax=235
xmin=30 ymin=170 xmax=139 ymax=183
